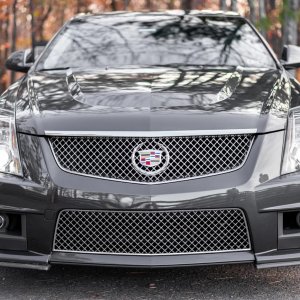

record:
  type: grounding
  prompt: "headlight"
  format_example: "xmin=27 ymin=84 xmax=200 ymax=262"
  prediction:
xmin=0 ymin=109 xmax=22 ymax=176
xmin=282 ymin=107 xmax=300 ymax=174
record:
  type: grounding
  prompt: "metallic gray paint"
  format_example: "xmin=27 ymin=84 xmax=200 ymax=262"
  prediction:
xmin=15 ymin=66 xmax=290 ymax=135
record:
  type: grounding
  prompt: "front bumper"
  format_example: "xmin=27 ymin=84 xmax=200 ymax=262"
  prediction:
xmin=1 ymin=130 xmax=300 ymax=270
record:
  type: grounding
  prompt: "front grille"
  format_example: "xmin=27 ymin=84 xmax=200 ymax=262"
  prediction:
xmin=49 ymin=134 xmax=253 ymax=183
xmin=53 ymin=209 xmax=251 ymax=255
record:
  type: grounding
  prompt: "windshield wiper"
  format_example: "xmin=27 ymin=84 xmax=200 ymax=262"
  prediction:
xmin=37 ymin=67 xmax=71 ymax=71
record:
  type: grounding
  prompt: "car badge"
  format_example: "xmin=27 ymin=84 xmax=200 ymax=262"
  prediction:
xmin=139 ymin=150 xmax=162 ymax=167
xmin=132 ymin=143 xmax=170 ymax=176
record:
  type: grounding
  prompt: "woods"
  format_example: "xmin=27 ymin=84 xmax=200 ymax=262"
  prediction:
xmin=0 ymin=0 xmax=300 ymax=93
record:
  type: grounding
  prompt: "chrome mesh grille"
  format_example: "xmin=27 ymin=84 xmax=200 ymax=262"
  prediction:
xmin=53 ymin=209 xmax=251 ymax=255
xmin=49 ymin=134 xmax=253 ymax=183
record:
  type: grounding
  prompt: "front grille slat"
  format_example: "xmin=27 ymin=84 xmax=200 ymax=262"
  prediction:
xmin=53 ymin=209 xmax=251 ymax=255
xmin=49 ymin=135 xmax=253 ymax=183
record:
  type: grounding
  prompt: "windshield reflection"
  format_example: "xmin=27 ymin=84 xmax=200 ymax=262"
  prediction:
xmin=37 ymin=14 xmax=276 ymax=70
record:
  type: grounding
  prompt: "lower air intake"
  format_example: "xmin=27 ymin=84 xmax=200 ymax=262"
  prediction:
xmin=53 ymin=209 xmax=251 ymax=255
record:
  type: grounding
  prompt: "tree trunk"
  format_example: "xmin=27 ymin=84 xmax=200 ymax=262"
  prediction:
xmin=265 ymin=0 xmax=279 ymax=55
xmin=258 ymin=0 xmax=267 ymax=37
xmin=283 ymin=0 xmax=299 ymax=45
xmin=168 ymin=0 xmax=176 ymax=9
xmin=181 ymin=0 xmax=193 ymax=10
xmin=111 ymin=0 xmax=117 ymax=11
xmin=77 ymin=0 xmax=81 ymax=13
xmin=124 ymin=0 xmax=130 ymax=10
xmin=269 ymin=0 xmax=276 ymax=10
xmin=219 ymin=0 xmax=226 ymax=11
xmin=4 ymin=6 xmax=10 ymax=68
xmin=10 ymin=0 xmax=17 ymax=84
xmin=0 ymin=5 xmax=10 ymax=92
xmin=35 ymin=2 xmax=53 ymax=42
xmin=29 ymin=0 xmax=36 ymax=60
xmin=231 ymin=0 xmax=237 ymax=11
xmin=247 ymin=0 xmax=256 ymax=24
xmin=298 ymin=18 xmax=300 ymax=46
xmin=146 ymin=0 xmax=151 ymax=10
xmin=60 ymin=2 xmax=67 ymax=27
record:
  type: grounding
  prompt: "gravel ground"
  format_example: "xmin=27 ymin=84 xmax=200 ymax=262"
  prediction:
xmin=0 ymin=263 xmax=300 ymax=300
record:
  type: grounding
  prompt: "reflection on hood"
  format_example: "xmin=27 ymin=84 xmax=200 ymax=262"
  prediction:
xmin=15 ymin=65 xmax=290 ymax=135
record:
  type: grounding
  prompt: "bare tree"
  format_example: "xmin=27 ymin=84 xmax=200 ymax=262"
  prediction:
xmin=231 ymin=0 xmax=237 ymax=11
xmin=0 ymin=4 xmax=10 ymax=92
xmin=124 ymin=0 xmax=130 ymax=10
xmin=247 ymin=0 xmax=256 ymax=24
xmin=76 ymin=0 xmax=81 ymax=13
xmin=4 ymin=7 xmax=9 ymax=60
xmin=181 ymin=0 xmax=192 ymax=10
xmin=168 ymin=0 xmax=176 ymax=9
xmin=10 ymin=0 xmax=17 ymax=83
xmin=220 ymin=0 xmax=227 ymax=11
xmin=59 ymin=1 xmax=67 ymax=27
xmin=29 ymin=0 xmax=35 ymax=59
xmin=111 ymin=0 xmax=117 ymax=11
xmin=258 ymin=0 xmax=267 ymax=37
xmin=35 ymin=0 xmax=53 ymax=41
xmin=298 ymin=19 xmax=300 ymax=46
xmin=265 ymin=0 xmax=282 ymax=55
xmin=283 ymin=0 xmax=299 ymax=45
xmin=145 ymin=0 xmax=152 ymax=10
xmin=267 ymin=0 xmax=276 ymax=11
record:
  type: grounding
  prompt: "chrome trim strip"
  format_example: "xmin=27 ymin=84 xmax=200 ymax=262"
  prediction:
xmin=53 ymin=208 xmax=251 ymax=256
xmin=45 ymin=129 xmax=257 ymax=137
xmin=48 ymin=137 xmax=255 ymax=185
xmin=53 ymin=248 xmax=251 ymax=256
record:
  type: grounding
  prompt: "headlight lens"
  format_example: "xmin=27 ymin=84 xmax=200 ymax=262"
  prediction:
xmin=0 ymin=110 xmax=22 ymax=176
xmin=282 ymin=107 xmax=300 ymax=175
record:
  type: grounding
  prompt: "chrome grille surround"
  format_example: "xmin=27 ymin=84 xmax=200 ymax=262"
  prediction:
xmin=49 ymin=133 xmax=254 ymax=184
xmin=53 ymin=209 xmax=251 ymax=255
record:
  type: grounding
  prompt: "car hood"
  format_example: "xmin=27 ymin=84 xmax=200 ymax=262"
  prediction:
xmin=16 ymin=66 xmax=290 ymax=135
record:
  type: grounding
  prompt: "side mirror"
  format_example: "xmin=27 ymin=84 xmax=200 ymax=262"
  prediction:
xmin=5 ymin=49 xmax=33 ymax=73
xmin=282 ymin=45 xmax=300 ymax=69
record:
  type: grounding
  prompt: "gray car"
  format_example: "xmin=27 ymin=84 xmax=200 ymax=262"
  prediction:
xmin=2 ymin=10 xmax=300 ymax=270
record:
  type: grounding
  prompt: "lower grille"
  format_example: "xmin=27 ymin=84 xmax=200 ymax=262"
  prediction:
xmin=53 ymin=209 xmax=251 ymax=255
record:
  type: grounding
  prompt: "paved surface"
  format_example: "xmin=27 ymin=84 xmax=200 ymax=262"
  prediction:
xmin=0 ymin=264 xmax=300 ymax=299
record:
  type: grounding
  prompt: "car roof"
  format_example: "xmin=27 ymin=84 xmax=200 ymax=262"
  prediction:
xmin=73 ymin=10 xmax=243 ymax=22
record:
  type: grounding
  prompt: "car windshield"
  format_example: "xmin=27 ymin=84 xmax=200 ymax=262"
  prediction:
xmin=36 ymin=14 xmax=277 ymax=70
